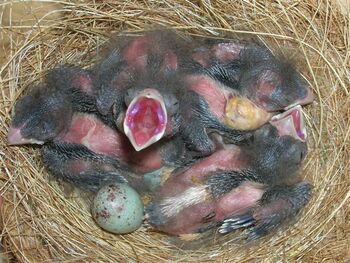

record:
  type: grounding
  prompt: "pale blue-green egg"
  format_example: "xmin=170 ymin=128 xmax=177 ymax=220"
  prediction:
xmin=92 ymin=183 xmax=144 ymax=234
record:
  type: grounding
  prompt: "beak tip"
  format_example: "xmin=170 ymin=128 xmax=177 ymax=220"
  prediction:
xmin=7 ymin=126 xmax=44 ymax=145
xmin=305 ymin=88 xmax=315 ymax=103
xmin=300 ymin=88 xmax=315 ymax=106
xmin=7 ymin=127 xmax=21 ymax=145
xmin=133 ymin=145 xmax=146 ymax=152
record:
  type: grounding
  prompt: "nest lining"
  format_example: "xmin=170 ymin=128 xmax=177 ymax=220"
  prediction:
xmin=0 ymin=0 xmax=349 ymax=262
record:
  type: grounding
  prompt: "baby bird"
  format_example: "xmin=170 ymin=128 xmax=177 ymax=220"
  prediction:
xmin=98 ymin=30 xmax=250 ymax=154
xmin=7 ymin=65 xmax=191 ymax=191
xmin=7 ymin=64 xmax=106 ymax=145
xmin=146 ymin=105 xmax=311 ymax=239
xmin=93 ymin=29 xmax=195 ymax=151
xmin=93 ymin=29 xmax=190 ymax=114
xmin=106 ymin=30 xmax=313 ymax=157
xmin=186 ymin=38 xmax=314 ymax=131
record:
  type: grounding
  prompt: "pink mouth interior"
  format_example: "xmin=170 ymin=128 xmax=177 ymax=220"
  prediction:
xmin=125 ymin=97 xmax=166 ymax=147
xmin=285 ymin=108 xmax=305 ymax=140
xmin=270 ymin=106 xmax=306 ymax=141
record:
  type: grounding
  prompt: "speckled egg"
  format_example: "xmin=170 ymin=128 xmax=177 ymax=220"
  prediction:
xmin=92 ymin=183 xmax=144 ymax=234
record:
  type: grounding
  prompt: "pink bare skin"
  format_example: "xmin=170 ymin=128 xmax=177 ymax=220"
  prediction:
xmin=192 ymin=41 xmax=244 ymax=67
xmin=185 ymin=74 xmax=239 ymax=123
xmin=147 ymin=106 xmax=308 ymax=236
xmin=157 ymin=144 xmax=246 ymax=198
xmin=189 ymin=42 xmax=244 ymax=123
xmin=60 ymin=114 xmax=131 ymax=157
xmin=72 ymin=71 xmax=95 ymax=95
xmin=122 ymin=35 xmax=151 ymax=71
xmin=154 ymin=202 xmax=215 ymax=235
xmin=154 ymin=182 xmax=264 ymax=235
xmin=96 ymin=32 xmax=174 ymax=116
xmin=7 ymin=65 xmax=97 ymax=146
xmin=58 ymin=113 xmax=165 ymax=173
xmin=191 ymin=39 xmax=314 ymax=113
xmin=122 ymin=34 xmax=179 ymax=72
xmin=147 ymin=144 xmax=262 ymax=235
xmin=98 ymin=31 xmax=187 ymax=150
xmin=212 ymin=42 xmax=245 ymax=63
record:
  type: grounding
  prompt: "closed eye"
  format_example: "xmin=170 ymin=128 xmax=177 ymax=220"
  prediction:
xmin=299 ymin=151 xmax=304 ymax=162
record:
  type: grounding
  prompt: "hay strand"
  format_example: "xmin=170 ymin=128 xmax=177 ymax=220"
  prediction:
xmin=1 ymin=0 xmax=349 ymax=262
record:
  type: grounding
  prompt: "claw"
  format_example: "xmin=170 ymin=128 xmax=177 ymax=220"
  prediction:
xmin=218 ymin=214 xmax=256 ymax=234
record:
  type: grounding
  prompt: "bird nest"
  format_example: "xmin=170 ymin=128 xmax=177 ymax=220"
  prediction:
xmin=0 ymin=1 xmax=349 ymax=262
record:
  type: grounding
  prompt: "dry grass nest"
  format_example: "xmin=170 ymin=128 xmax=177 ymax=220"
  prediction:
xmin=0 ymin=1 xmax=349 ymax=262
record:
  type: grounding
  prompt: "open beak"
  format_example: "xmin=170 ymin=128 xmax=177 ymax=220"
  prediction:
xmin=123 ymin=88 xmax=167 ymax=151
xmin=270 ymin=105 xmax=306 ymax=141
xmin=7 ymin=126 xmax=44 ymax=145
